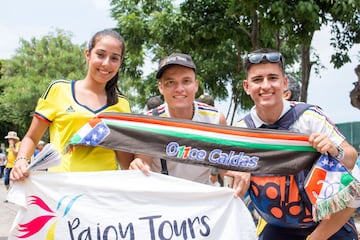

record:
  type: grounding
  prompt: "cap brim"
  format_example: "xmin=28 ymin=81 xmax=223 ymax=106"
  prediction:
xmin=5 ymin=136 xmax=19 ymax=140
xmin=156 ymin=64 xmax=196 ymax=79
xmin=156 ymin=64 xmax=173 ymax=79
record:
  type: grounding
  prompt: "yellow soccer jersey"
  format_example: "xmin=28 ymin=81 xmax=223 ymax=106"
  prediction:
xmin=35 ymin=80 xmax=131 ymax=172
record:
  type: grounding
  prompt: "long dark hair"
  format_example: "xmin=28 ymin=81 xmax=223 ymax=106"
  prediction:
xmin=88 ymin=29 xmax=126 ymax=105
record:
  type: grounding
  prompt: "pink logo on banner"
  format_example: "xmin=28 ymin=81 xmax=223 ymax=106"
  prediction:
xmin=16 ymin=194 xmax=82 ymax=238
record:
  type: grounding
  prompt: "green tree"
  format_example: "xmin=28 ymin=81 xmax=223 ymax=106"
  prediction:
xmin=0 ymin=29 xmax=86 ymax=136
xmin=328 ymin=0 xmax=360 ymax=68
xmin=268 ymin=0 xmax=359 ymax=101
xmin=111 ymin=0 xmax=359 ymax=122
xmin=110 ymin=0 xmax=300 ymax=122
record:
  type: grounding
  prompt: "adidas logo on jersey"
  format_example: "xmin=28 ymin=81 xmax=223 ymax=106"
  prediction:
xmin=66 ymin=106 xmax=75 ymax=112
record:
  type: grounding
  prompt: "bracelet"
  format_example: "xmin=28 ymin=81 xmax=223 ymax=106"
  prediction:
xmin=15 ymin=156 xmax=29 ymax=163
xmin=335 ymin=146 xmax=344 ymax=160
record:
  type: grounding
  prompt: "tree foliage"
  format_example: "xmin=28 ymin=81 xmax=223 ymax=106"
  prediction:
xmin=328 ymin=0 xmax=360 ymax=68
xmin=110 ymin=0 xmax=359 ymax=123
xmin=0 ymin=1 xmax=358 ymax=136
xmin=0 ymin=29 xmax=86 ymax=137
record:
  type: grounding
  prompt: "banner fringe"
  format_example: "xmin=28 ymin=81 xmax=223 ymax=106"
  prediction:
xmin=312 ymin=180 xmax=360 ymax=222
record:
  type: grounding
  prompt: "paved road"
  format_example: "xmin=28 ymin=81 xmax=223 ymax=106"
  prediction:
xmin=0 ymin=179 xmax=18 ymax=239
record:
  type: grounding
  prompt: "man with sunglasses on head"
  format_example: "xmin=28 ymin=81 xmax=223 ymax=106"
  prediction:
xmin=235 ymin=48 xmax=359 ymax=240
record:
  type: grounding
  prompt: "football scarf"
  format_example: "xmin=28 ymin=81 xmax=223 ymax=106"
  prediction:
xmin=66 ymin=112 xmax=320 ymax=175
xmin=65 ymin=112 xmax=360 ymax=221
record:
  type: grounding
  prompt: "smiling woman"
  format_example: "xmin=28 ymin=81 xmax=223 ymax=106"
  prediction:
xmin=10 ymin=29 xmax=133 ymax=182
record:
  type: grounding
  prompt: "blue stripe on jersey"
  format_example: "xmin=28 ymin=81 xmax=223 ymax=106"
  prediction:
xmin=156 ymin=107 xmax=166 ymax=115
xmin=198 ymin=106 xmax=218 ymax=112
xmin=42 ymin=79 xmax=70 ymax=99
xmin=197 ymin=105 xmax=218 ymax=113
xmin=34 ymin=112 xmax=52 ymax=124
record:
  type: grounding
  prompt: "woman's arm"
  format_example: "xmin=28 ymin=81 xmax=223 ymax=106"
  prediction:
xmin=115 ymin=151 xmax=134 ymax=170
xmin=308 ymin=207 xmax=356 ymax=240
xmin=10 ymin=117 xmax=49 ymax=181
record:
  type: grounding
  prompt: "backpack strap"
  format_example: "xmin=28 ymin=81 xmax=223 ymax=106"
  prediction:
xmin=152 ymin=107 xmax=168 ymax=175
xmin=295 ymin=169 xmax=313 ymax=213
xmin=242 ymin=103 xmax=312 ymax=129
xmin=244 ymin=113 xmax=256 ymax=128
xmin=275 ymin=103 xmax=312 ymax=130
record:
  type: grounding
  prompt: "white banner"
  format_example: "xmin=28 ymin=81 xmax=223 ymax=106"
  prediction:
xmin=7 ymin=171 xmax=256 ymax=240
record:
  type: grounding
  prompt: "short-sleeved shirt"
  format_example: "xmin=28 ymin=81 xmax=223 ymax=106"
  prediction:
xmin=146 ymin=101 xmax=222 ymax=184
xmin=35 ymin=80 xmax=131 ymax=172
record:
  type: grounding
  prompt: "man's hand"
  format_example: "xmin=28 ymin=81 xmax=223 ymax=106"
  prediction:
xmin=129 ymin=154 xmax=152 ymax=176
xmin=220 ymin=170 xmax=251 ymax=198
xmin=309 ymin=133 xmax=358 ymax=170
xmin=308 ymin=133 xmax=338 ymax=157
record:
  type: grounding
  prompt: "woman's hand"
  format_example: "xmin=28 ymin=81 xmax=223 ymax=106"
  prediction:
xmin=10 ymin=157 xmax=30 ymax=182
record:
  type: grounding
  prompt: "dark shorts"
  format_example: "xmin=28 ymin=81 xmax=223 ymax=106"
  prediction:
xmin=259 ymin=217 xmax=358 ymax=240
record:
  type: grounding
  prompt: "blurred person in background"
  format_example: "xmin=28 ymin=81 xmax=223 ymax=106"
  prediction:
xmin=283 ymin=75 xmax=301 ymax=101
xmin=0 ymin=149 xmax=6 ymax=179
xmin=33 ymin=140 xmax=45 ymax=158
xmin=4 ymin=131 xmax=21 ymax=191
xmin=146 ymin=96 xmax=163 ymax=111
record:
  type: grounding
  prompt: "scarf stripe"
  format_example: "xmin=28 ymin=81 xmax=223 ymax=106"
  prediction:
xmin=100 ymin=113 xmax=311 ymax=142
xmin=103 ymin=118 xmax=313 ymax=152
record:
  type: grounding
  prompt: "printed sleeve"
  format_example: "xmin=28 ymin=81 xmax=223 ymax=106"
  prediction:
xmin=297 ymin=107 xmax=345 ymax=146
xmin=34 ymin=80 xmax=69 ymax=122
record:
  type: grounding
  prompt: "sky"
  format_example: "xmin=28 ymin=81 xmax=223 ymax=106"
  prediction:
xmin=1 ymin=0 xmax=359 ymax=124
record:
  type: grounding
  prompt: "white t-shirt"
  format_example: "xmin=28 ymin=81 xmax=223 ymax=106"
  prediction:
xmin=146 ymin=102 xmax=222 ymax=184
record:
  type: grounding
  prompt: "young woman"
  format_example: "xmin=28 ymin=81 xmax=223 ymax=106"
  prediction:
xmin=10 ymin=29 xmax=133 ymax=181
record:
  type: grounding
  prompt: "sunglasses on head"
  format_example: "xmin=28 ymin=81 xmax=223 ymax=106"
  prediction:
xmin=246 ymin=52 xmax=284 ymax=68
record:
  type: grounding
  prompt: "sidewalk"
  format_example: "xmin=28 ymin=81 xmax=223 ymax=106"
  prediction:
xmin=0 ymin=179 xmax=18 ymax=239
